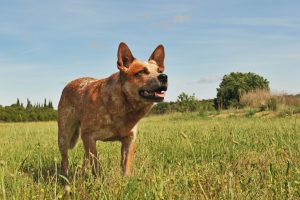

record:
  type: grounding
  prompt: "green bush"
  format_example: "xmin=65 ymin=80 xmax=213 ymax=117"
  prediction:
xmin=245 ymin=108 xmax=258 ymax=117
xmin=151 ymin=93 xmax=216 ymax=115
xmin=152 ymin=102 xmax=170 ymax=114
xmin=176 ymin=93 xmax=197 ymax=112
xmin=0 ymin=99 xmax=57 ymax=122
xmin=268 ymin=97 xmax=278 ymax=111
xmin=215 ymin=72 xmax=270 ymax=110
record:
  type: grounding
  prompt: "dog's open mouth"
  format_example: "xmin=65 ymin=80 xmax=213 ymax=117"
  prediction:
xmin=139 ymin=86 xmax=167 ymax=101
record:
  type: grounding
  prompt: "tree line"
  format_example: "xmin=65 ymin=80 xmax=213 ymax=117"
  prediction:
xmin=152 ymin=72 xmax=271 ymax=114
xmin=0 ymin=98 xmax=57 ymax=122
xmin=151 ymin=93 xmax=215 ymax=114
xmin=0 ymin=72 xmax=280 ymax=121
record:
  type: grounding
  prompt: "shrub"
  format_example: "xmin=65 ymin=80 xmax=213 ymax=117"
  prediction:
xmin=240 ymin=89 xmax=272 ymax=109
xmin=267 ymin=97 xmax=278 ymax=111
xmin=245 ymin=108 xmax=257 ymax=117
xmin=215 ymin=72 xmax=270 ymax=109
xmin=152 ymin=102 xmax=170 ymax=114
xmin=0 ymin=99 xmax=57 ymax=122
xmin=274 ymin=93 xmax=300 ymax=107
xmin=176 ymin=93 xmax=197 ymax=112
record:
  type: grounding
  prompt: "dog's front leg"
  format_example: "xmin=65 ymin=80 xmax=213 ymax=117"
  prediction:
xmin=121 ymin=127 xmax=137 ymax=176
xmin=81 ymin=133 xmax=99 ymax=174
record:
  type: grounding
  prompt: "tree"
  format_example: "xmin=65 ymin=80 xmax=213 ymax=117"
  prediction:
xmin=176 ymin=92 xmax=197 ymax=112
xmin=215 ymin=72 xmax=269 ymax=109
xmin=16 ymin=98 xmax=20 ymax=107
xmin=48 ymin=101 xmax=53 ymax=109
xmin=44 ymin=98 xmax=47 ymax=108
xmin=26 ymin=99 xmax=33 ymax=109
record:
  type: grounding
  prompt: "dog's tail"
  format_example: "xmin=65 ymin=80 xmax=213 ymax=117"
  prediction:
xmin=69 ymin=126 xmax=80 ymax=149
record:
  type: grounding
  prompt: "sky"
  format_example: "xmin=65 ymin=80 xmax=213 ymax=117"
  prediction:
xmin=1 ymin=0 xmax=300 ymax=107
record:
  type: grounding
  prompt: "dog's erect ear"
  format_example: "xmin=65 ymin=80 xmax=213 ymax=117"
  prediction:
xmin=117 ymin=42 xmax=135 ymax=72
xmin=149 ymin=44 xmax=165 ymax=72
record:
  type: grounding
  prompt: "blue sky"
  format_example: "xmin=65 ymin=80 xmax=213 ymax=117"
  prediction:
xmin=1 ymin=0 xmax=300 ymax=107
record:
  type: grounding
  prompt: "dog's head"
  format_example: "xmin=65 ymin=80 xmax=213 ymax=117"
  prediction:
xmin=117 ymin=42 xmax=168 ymax=103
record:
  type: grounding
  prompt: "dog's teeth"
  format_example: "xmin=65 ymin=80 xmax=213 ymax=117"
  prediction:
xmin=144 ymin=91 xmax=151 ymax=96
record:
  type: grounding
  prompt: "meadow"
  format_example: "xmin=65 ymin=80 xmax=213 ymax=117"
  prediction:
xmin=1 ymin=113 xmax=300 ymax=199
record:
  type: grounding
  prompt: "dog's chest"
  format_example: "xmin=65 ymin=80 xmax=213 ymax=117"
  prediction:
xmin=81 ymin=107 xmax=145 ymax=141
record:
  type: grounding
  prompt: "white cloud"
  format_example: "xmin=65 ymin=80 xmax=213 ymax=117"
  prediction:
xmin=197 ymin=76 xmax=222 ymax=84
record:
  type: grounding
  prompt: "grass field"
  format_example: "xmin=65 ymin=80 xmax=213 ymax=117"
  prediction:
xmin=1 ymin=113 xmax=300 ymax=199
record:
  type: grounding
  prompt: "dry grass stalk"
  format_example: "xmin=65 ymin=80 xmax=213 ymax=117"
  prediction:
xmin=240 ymin=89 xmax=271 ymax=108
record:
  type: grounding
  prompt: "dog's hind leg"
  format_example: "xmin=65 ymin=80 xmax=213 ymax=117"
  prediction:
xmin=58 ymin=126 xmax=69 ymax=176
xmin=58 ymin=123 xmax=80 ymax=175
xmin=58 ymin=105 xmax=80 ymax=176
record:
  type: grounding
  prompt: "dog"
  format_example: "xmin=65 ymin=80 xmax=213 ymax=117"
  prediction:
xmin=58 ymin=42 xmax=168 ymax=176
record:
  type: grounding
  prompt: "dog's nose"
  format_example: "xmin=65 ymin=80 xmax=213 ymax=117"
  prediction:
xmin=158 ymin=74 xmax=168 ymax=83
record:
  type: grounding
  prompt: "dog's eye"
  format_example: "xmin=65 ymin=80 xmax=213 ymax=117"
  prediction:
xmin=135 ymin=70 xmax=145 ymax=77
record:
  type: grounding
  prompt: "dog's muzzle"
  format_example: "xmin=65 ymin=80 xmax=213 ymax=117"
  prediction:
xmin=139 ymin=86 xmax=167 ymax=101
xmin=139 ymin=74 xmax=168 ymax=102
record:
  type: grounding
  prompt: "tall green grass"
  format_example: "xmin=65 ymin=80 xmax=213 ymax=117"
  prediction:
xmin=1 ymin=113 xmax=300 ymax=199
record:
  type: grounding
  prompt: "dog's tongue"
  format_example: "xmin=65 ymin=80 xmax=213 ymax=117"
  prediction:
xmin=155 ymin=91 xmax=165 ymax=98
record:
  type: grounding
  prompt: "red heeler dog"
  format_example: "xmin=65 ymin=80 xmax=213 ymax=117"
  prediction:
xmin=58 ymin=42 xmax=168 ymax=176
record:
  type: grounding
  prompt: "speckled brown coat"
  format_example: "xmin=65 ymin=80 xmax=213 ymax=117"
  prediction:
xmin=58 ymin=42 xmax=167 ymax=176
